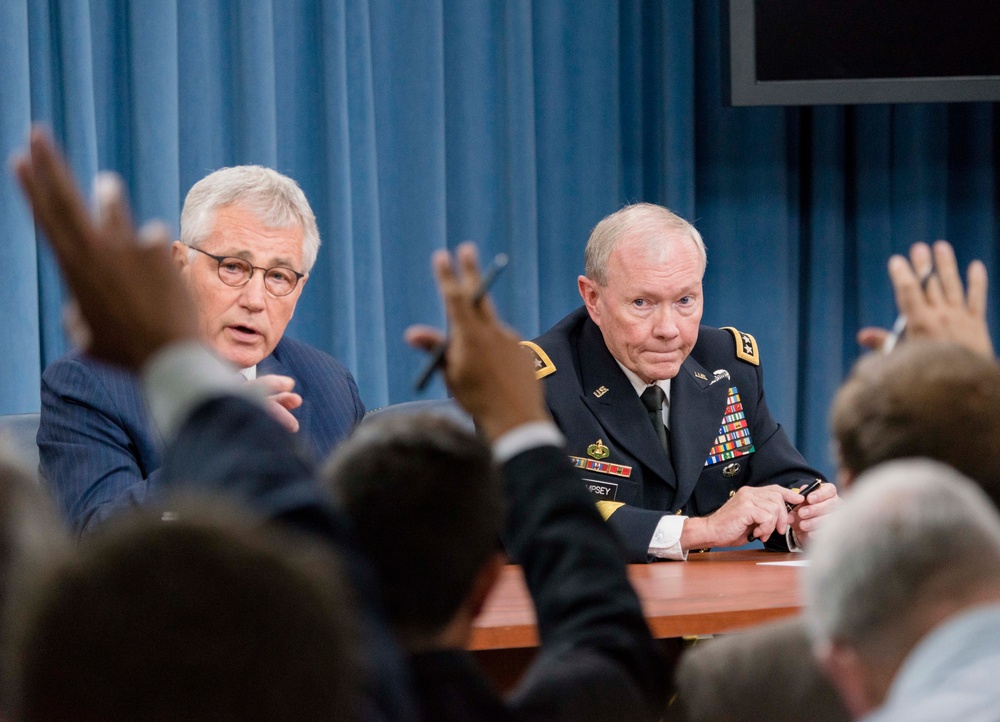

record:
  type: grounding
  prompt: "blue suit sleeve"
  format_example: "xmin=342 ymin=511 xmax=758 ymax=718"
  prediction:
xmin=38 ymin=357 xmax=161 ymax=534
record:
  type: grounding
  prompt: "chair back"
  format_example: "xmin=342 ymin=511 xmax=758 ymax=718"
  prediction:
xmin=0 ymin=412 xmax=41 ymax=477
xmin=362 ymin=399 xmax=474 ymax=432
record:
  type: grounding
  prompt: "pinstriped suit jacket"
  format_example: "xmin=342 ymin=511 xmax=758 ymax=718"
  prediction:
xmin=38 ymin=336 xmax=364 ymax=533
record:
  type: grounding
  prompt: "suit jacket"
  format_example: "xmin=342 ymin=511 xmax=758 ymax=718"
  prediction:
xmin=530 ymin=307 xmax=824 ymax=561
xmin=38 ymin=336 xmax=364 ymax=533
xmin=409 ymin=443 xmax=668 ymax=721
xmin=158 ymin=393 xmax=414 ymax=722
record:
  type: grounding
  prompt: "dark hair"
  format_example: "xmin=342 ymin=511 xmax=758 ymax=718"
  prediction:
xmin=323 ymin=414 xmax=505 ymax=641
xmin=12 ymin=501 xmax=360 ymax=722
xmin=831 ymin=341 xmax=1000 ymax=508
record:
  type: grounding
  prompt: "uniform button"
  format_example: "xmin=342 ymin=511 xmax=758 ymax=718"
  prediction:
xmin=728 ymin=490 xmax=736 ymax=499
xmin=675 ymin=509 xmax=683 ymax=515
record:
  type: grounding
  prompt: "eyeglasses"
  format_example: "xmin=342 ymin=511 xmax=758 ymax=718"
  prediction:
xmin=184 ymin=244 xmax=305 ymax=297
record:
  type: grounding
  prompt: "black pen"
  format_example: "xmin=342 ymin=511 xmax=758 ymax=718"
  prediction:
xmin=747 ymin=479 xmax=824 ymax=542
xmin=414 ymin=252 xmax=509 ymax=391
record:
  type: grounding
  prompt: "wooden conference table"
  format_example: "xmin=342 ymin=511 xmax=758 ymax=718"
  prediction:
xmin=470 ymin=550 xmax=803 ymax=685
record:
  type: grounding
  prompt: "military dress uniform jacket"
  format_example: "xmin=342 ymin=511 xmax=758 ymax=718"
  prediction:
xmin=526 ymin=307 xmax=824 ymax=562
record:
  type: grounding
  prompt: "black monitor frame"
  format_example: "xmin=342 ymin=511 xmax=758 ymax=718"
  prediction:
xmin=727 ymin=0 xmax=1000 ymax=106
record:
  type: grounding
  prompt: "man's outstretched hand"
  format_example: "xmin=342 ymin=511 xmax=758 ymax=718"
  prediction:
xmin=405 ymin=243 xmax=549 ymax=442
xmin=13 ymin=127 xmax=198 ymax=369
xmin=858 ymin=240 xmax=993 ymax=359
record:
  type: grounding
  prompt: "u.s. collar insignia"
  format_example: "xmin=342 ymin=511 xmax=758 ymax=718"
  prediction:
xmin=587 ymin=439 xmax=610 ymax=460
xmin=593 ymin=385 xmax=609 ymax=398
xmin=722 ymin=462 xmax=740 ymax=478
xmin=693 ymin=371 xmax=708 ymax=381
xmin=518 ymin=341 xmax=556 ymax=380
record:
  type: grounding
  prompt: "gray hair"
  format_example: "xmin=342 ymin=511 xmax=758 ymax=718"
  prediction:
xmin=804 ymin=459 xmax=1000 ymax=664
xmin=584 ymin=202 xmax=707 ymax=285
xmin=180 ymin=166 xmax=321 ymax=273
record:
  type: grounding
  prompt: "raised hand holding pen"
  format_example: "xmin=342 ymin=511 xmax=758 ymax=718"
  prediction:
xmin=413 ymin=252 xmax=508 ymax=391
xmin=405 ymin=243 xmax=547 ymax=442
xmin=858 ymin=240 xmax=992 ymax=359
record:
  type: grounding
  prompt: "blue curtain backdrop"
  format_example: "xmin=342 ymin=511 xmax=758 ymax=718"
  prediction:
xmin=1 ymin=1 xmax=997 ymax=479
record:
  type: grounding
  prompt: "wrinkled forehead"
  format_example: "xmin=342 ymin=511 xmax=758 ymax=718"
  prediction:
xmin=610 ymin=229 xmax=705 ymax=277
xmin=206 ymin=205 xmax=305 ymax=257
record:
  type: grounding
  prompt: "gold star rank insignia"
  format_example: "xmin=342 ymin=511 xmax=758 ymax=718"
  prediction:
xmin=720 ymin=327 xmax=760 ymax=366
xmin=587 ymin=439 xmax=610 ymax=460
xmin=518 ymin=341 xmax=556 ymax=379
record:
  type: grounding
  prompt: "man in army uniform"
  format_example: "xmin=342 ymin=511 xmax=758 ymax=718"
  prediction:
xmin=523 ymin=203 xmax=839 ymax=562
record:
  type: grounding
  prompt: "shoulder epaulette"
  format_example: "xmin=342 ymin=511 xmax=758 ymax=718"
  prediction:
xmin=519 ymin=341 xmax=557 ymax=380
xmin=719 ymin=327 xmax=760 ymax=366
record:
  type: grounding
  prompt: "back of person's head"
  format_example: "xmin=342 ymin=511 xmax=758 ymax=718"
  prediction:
xmin=584 ymin=202 xmax=707 ymax=284
xmin=180 ymin=165 xmax=321 ymax=272
xmin=0 ymin=451 xmax=65 ymax=609
xmin=0 ymin=451 xmax=66 ymax=713
xmin=323 ymin=413 xmax=504 ymax=645
xmin=805 ymin=459 xmax=1000 ymax=672
xmin=10 ymin=501 xmax=360 ymax=722
xmin=831 ymin=341 xmax=1000 ymax=505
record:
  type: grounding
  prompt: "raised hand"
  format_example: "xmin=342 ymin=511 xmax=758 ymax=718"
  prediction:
xmin=13 ymin=127 xmax=198 ymax=368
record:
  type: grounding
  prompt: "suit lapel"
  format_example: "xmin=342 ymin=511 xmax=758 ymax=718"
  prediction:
xmin=577 ymin=320 xmax=676 ymax=488
xmin=256 ymin=342 xmax=306 ymax=427
xmin=669 ymin=355 xmax=730 ymax=508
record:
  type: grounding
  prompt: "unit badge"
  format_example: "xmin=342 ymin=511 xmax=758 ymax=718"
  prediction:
xmin=587 ymin=439 xmax=610 ymax=460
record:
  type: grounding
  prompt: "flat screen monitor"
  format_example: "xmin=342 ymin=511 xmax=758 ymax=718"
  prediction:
xmin=727 ymin=0 xmax=1000 ymax=106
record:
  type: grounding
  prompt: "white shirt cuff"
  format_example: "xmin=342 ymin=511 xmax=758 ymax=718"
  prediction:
xmin=141 ymin=341 xmax=263 ymax=443
xmin=648 ymin=514 xmax=689 ymax=561
xmin=786 ymin=527 xmax=804 ymax=553
xmin=492 ymin=421 xmax=565 ymax=463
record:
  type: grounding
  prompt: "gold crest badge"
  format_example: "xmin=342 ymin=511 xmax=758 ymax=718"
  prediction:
xmin=587 ymin=439 xmax=610 ymax=460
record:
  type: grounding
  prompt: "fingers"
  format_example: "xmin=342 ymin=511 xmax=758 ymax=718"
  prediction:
xmin=966 ymin=259 xmax=988 ymax=317
xmin=741 ymin=486 xmax=793 ymax=541
xmin=268 ymin=391 xmax=303 ymax=412
xmin=909 ymin=241 xmax=933 ymax=280
xmin=404 ymin=324 xmax=446 ymax=351
xmin=263 ymin=401 xmax=300 ymax=434
xmin=94 ymin=173 xmax=135 ymax=250
xmin=931 ymin=240 xmax=963 ymax=305
xmin=249 ymin=374 xmax=297 ymax=394
xmin=794 ymin=483 xmax=838 ymax=520
xmin=856 ymin=327 xmax=889 ymax=351
xmin=888 ymin=254 xmax=922 ymax=318
xmin=18 ymin=129 xmax=97 ymax=263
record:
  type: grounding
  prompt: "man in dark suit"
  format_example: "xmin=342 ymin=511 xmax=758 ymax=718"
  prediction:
xmin=334 ymin=243 xmax=668 ymax=721
xmin=525 ymin=203 xmax=837 ymax=562
xmin=38 ymin=164 xmax=363 ymax=533
xmin=14 ymin=128 xmax=412 ymax=722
